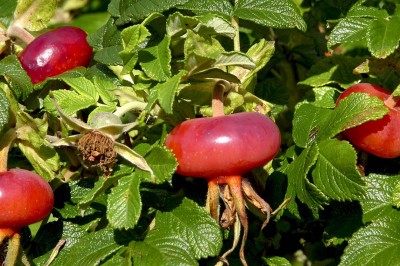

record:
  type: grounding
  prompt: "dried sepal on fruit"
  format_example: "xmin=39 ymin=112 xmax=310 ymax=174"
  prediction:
xmin=47 ymin=97 xmax=152 ymax=176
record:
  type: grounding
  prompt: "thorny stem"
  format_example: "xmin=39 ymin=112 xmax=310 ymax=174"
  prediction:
xmin=0 ymin=128 xmax=17 ymax=172
xmin=226 ymin=175 xmax=248 ymax=266
xmin=4 ymin=233 xmax=21 ymax=266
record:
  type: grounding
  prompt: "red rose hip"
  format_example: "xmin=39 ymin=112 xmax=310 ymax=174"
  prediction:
xmin=165 ymin=112 xmax=281 ymax=178
xmin=0 ymin=169 xmax=54 ymax=234
xmin=165 ymin=112 xmax=281 ymax=265
xmin=336 ymin=83 xmax=400 ymax=158
xmin=18 ymin=26 xmax=93 ymax=84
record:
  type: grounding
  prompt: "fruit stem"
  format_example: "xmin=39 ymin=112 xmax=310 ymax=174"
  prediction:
xmin=4 ymin=232 xmax=21 ymax=266
xmin=6 ymin=25 xmax=34 ymax=46
xmin=212 ymin=81 xmax=228 ymax=117
xmin=226 ymin=175 xmax=248 ymax=266
xmin=0 ymin=128 xmax=17 ymax=172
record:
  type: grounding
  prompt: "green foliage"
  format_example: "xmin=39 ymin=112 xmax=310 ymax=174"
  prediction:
xmin=0 ymin=85 xmax=9 ymax=133
xmin=339 ymin=212 xmax=400 ymax=266
xmin=13 ymin=0 xmax=57 ymax=31
xmin=328 ymin=4 xmax=400 ymax=58
xmin=129 ymin=199 xmax=223 ymax=265
xmin=2 ymin=0 xmax=400 ymax=265
xmin=0 ymin=55 xmax=33 ymax=100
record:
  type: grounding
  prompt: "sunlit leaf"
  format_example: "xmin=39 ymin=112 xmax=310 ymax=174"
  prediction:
xmin=13 ymin=0 xmax=56 ymax=31
xmin=285 ymin=144 xmax=328 ymax=218
xmin=313 ymin=139 xmax=366 ymax=201
xmin=107 ymin=173 xmax=142 ymax=229
xmin=339 ymin=212 xmax=400 ymax=266
xmin=360 ymin=173 xmax=400 ymax=223
xmin=128 ymin=198 xmax=222 ymax=265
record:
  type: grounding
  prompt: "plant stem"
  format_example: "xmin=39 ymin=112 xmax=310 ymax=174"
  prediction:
xmin=4 ymin=233 xmax=21 ymax=266
xmin=212 ymin=82 xmax=226 ymax=117
xmin=113 ymin=101 xmax=148 ymax=118
xmin=0 ymin=128 xmax=17 ymax=172
xmin=6 ymin=25 xmax=34 ymax=46
xmin=231 ymin=16 xmax=240 ymax=52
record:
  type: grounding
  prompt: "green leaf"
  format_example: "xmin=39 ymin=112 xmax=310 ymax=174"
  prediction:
xmin=298 ymin=55 xmax=362 ymax=88
xmin=327 ymin=17 xmax=370 ymax=49
xmin=142 ymin=145 xmax=177 ymax=183
xmin=120 ymin=24 xmax=151 ymax=74
xmin=61 ymin=76 xmax=100 ymax=102
xmin=189 ymin=68 xmax=241 ymax=83
xmin=153 ymin=70 xmax=186 ymax=114
xmin=327 ymin=6 xmax=388 ymax=49
xmin=63 ymin=228 xmax=121 ymax=266
xmin=285 ymin=144 xmax=328 ymax=218
xmin=178 ymin=0 xmax=233 ymax=18
xmin=93 ymin=84 xmax=117 ymax=107
xmin=392 ymin=182 xmax=400 ymax=208
xmin=114 ymin=142 xmax=152 ymax=173
xmin=79 ymin=167 xmax=130 ymax=209
xmin=139 ymin=35 xmax=172 ymax=81
xmin=184 ymin=30 xmax=225 ymax=73
xmin=32 ymin=221 xmax=87 ymax=265
xmin=215 ymin=51 xmax=255 ymax=69
xmin=234 ymin=0 xmax=306 ymax=31
xmin=367 ymin=16 xmax=400 ymax=58
xmin=318 ymin=92 xmax=388 ymax=140
xmin=16 ymin=112 xmax=59 ymax=180
xmin=231 ymin=39 xmax=275 ymax=90
xmin=346 ymin=6 xmax=388 ymax=19
xmin=17 ymin=141 xmax=59 ymax=181
xmin=262 ymin=256 xmax=291 ymax=266
xmin=303 ymin=86 xmax=339 ymax=108
xmin=44 ymin=90 xmax=96 ymax=115
xmin=0 ymin=0 xmax=17 ymax=26
xmin=88 ymin=18 xmax=123 ymax=65
xmin=13 ymin=0 xmax=56 ymax=31
xmin=196 ymin=14 xmax=236 ymax=38
xmin=0 ymin=55 xmax=33 ymax=100
xmin=116 ymin=0 xmax=191 ymax=24
xmin=339 ymin=212 xmax=400 ymax=266
xmin=292 ymin=103 xmax=331 ymax=148
xmin=360 ymin=173 xmax=400 ymax=223
xmin=312 ymin=139 xmax=366 ymax=201
xmin=0 ymin=87 xmax=9 ymax=133
xmin=166 ymin=12 xmax=200 ymax=38
xmin=128 ymin=198 xmax=222 ymax=265
xmin=107 ymin=173 xmax=142 ymax=229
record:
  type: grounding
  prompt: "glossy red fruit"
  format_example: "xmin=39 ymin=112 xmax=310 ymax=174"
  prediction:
xmin=336 ymin=83 xmax=400 ymax=158
xmin=165 ymin=112 xmax=281 ymax=178
xmin=19 ymin=26 xmax=93 ymax=84
xmin=0 ymin=169 xmax=54 ymax=234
